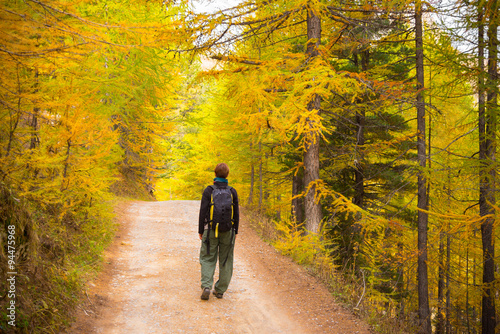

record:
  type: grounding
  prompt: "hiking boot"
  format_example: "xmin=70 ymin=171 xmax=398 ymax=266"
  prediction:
xmin=213 ymin=290 xmax=223 ymax=299
xmin=201 ymin=287 xmax=210 ymax=300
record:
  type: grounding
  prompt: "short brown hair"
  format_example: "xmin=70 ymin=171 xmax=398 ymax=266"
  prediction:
xmin=214 ymin=163 xmax=229 ymax=178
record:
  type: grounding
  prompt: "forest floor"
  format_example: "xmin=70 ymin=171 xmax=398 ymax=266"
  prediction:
xmin=66 ymin=200 xmax=372 ymax=333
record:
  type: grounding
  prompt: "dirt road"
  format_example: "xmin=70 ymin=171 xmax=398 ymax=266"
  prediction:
xmin=68 ymin=200 xmax=372 ymax=333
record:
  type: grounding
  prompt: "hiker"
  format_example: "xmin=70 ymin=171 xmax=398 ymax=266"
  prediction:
xmin=198 ymin=163 xmax=239 ymax=300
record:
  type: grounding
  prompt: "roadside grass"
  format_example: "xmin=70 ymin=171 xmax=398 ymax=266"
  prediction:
xmin=0 ymin=188 xmax=119 ymax=333
xmin=243 ymin=206 xmax=412 ymax=334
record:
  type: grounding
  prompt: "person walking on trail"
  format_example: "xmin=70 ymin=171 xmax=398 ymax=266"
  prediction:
xmin=198 ymin=163 xmax=239 ymax=300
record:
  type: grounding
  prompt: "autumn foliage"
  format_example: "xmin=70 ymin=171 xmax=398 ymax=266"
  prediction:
xmin=1 ymin=0 xmax=499 ymax=333
xmin=0 ymin=0 xmax=185 ymax=331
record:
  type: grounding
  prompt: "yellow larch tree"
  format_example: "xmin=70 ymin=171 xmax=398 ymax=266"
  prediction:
xmin=0 ymin=0 xmax=187 ymax=331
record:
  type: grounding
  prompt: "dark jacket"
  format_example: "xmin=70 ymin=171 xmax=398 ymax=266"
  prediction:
xmin=198 ymin=181 xmax=239 ymax=235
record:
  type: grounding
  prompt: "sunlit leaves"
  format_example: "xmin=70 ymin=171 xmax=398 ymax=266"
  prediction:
xmin=0 ymin=0 xmax=186 ymax=224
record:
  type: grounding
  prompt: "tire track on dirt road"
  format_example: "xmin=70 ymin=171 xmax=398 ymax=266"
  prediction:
xmin=67 ymin=200 xmax=372 ymax=333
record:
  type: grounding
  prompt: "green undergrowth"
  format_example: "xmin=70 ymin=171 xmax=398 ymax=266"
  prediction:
xmin=0 ymin=185 xmax=119 ymax=333
xmin=243 ymin=207 xmax=410 ymax=334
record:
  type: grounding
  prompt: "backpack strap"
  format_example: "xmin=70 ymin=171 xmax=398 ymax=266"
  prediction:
xmin=208 ymin=185 xmax=216 ymax=226
xmin=208 ymin=185 xmax=218 ymax=237
xmin=204 ymin=185 xmax=217 ymax=255
xmin=228 ymin=186 xmax=234 ymax=226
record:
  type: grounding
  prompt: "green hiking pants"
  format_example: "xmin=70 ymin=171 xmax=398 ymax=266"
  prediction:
xmin=199 ymin=228 xmax=235 ymax=294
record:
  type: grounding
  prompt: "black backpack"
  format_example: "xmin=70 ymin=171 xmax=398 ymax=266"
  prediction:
xmin=209 ymin=184 xmax=234 ymax=235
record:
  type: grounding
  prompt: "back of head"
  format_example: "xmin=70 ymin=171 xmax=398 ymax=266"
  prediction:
xmin=214 ymin=163 xmax=229 ymax=178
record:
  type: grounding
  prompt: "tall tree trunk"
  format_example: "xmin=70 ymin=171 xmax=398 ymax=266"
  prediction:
xmin=415 ymin=2 xmax=431 ymax=332
xmin=248 ymin=142 xmax=254 ymax=206
xmin=445 ymin=231 xmax=451 ymax=334
xmin=480 ymin=1 xmax=498 ymax=332
xmin=438 ymin=166 xmax=451 ymax=334
xmin=292 ymin=170 xmax=304 ymax=224
xmin=437 ymin=228 xmax=446 ymax=334
xmin=259 ymin=141 xmax=263 ymax=212
xmin=61 ymin=139 xmax=71 ymax=191
xmin=6 ymin=64 xmax=22 ymax=158
xmin=353 ymin=110 xmax=365 ymax=207
xmin=30 ymin=69 xmax=39 ymax=150
xmin=303 ymin=4 xmax=322 ymax=234
xmin=276 ymin=193 xmax=281 ymax=221
xmin=353 ymin=50 xmax=368 ymax=208
xmin=477 ymin=6 xmax=486 ymax=333
xmin=264 ymin=152 xmax=269 ymax=202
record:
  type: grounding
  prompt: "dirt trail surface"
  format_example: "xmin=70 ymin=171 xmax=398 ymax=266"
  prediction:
xmin=68 ymin=201 xmax=372 ymax=333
